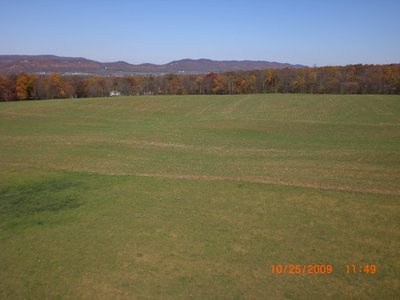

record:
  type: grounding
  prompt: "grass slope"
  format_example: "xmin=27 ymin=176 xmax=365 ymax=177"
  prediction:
xmin=0 ymin=94 xmax=399 ymax=299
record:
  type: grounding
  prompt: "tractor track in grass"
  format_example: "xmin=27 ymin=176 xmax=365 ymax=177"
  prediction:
xmin=134 ymin=172 xmax=400 ymax=196
xmin=1 ymin=161 xmax=399 ymax=196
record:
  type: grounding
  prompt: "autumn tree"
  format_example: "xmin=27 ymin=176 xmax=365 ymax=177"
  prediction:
xmin=383 ymin=65 xmax=400 ymax=94
xmin=49 ymin=73 xmax=67 ymax=98
xmin=265 ymin=70 xmax=279 ymax=93
xmin=0 ymin=75 xmax=16 ymax=101
xmin=119 ymin=77 xmax=134 ymax=95
xmin=234 ymin=75 xmax=248 ymax=94
xmin=131 ymin=77 xmax=144 ymax=95
xmin=194 ymin=75 xmax=205 ymax=94
xmin=165 ymin=74 xmax=184 ymax=94
xmin=247 ymin=74 xmax=257 ymax=93
xmin=34 ymin=76 xmax=51 ymax=99
xmin=2 ymin=63 xmax=400 ymax=102
xmin=86 ymin=76 xmax=107 ymax=97
xmin=305 ymin=68 xmax=318 ymax=93
xmin=16 ymin=73 xmax=28 ymax=100
xmin=212 ymin=74 xmax=227 ymax=94
xmin=68 ymin=76 xmax=87 ymax=98
xmin=16 ymin=73 xmax=36 ymax=100
xmin=318 ymin=67 xmax=341 ymax=93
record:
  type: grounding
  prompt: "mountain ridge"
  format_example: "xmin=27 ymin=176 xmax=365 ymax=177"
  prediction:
xmin=0 ymin=55 xmax=307 ymax=75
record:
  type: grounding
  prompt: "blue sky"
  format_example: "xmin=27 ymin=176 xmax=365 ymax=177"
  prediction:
xmin=1 ymin=0 xmax=399 ymax=66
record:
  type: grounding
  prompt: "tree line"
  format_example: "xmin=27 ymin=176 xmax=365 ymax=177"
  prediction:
xmin=1 ymin=64 xmax=399 ymax=101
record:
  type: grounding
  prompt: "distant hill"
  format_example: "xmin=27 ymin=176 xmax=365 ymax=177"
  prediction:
xmin=0 ymin=55 xmax=306 ymax=75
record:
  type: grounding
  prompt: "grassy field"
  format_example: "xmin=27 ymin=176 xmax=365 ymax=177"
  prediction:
xmin=0 ymin=94 xmax=399 ymax=299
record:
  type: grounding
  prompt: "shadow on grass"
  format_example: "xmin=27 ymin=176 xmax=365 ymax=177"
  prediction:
xmin=0 ymin=176 xmax=87 ymax=233
xmin=0 ymin=177 xmax=85 ymax=221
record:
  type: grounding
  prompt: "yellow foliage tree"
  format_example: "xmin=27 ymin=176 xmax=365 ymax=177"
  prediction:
xmin=16 ymin=73 xmax=36 ymax=100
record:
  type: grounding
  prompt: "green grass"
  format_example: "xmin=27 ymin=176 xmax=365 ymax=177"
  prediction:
xmin=0 ymin=94 xmax=399 ymax=299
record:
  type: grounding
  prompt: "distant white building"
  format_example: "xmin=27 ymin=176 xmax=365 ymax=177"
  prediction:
xmin=109 ymin=90 xmax=121 ymax=97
